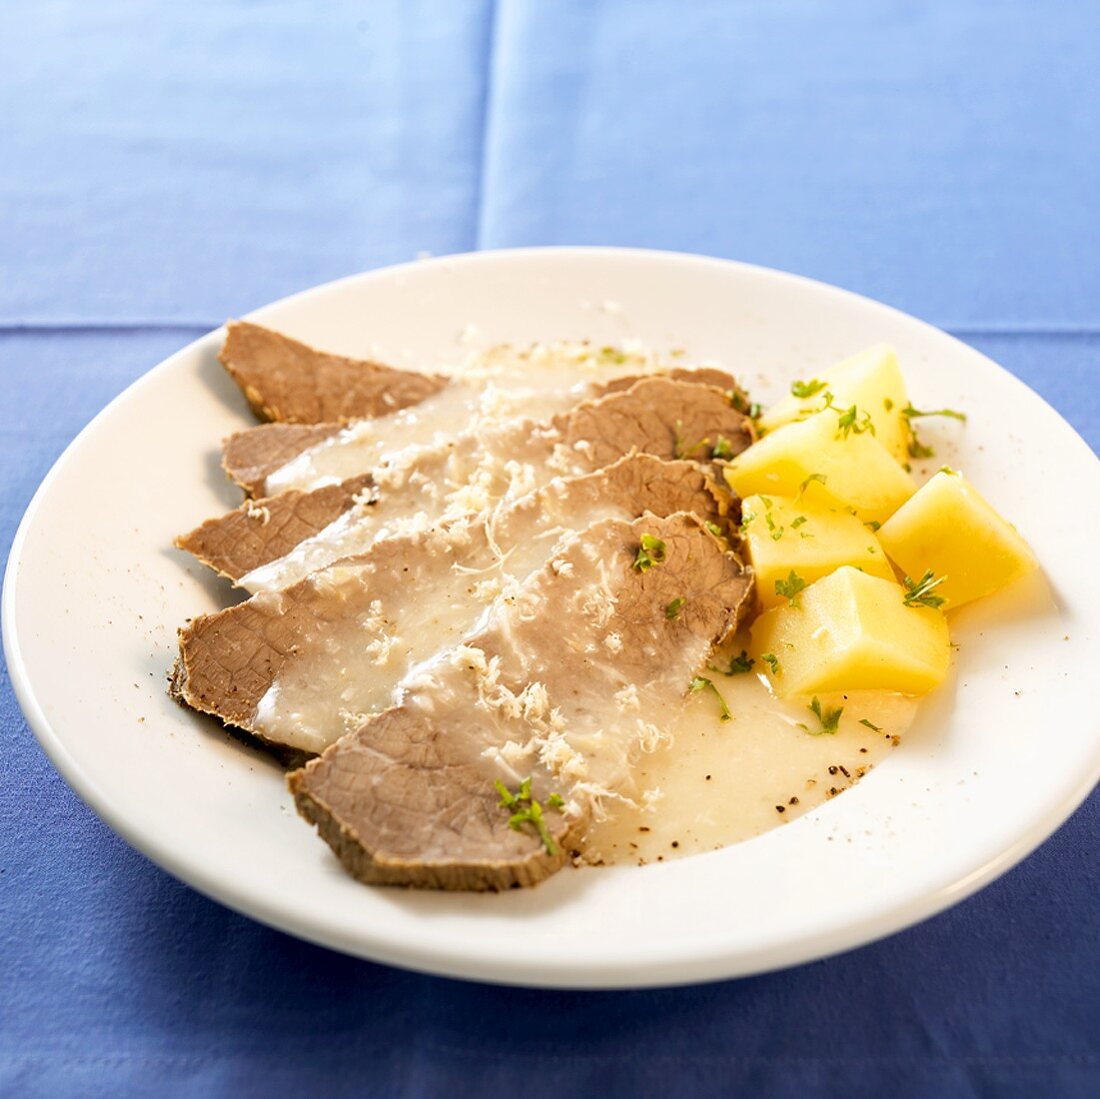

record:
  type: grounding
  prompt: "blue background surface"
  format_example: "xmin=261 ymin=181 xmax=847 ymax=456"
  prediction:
xmin=2 ymin=3 xmax=1097 ymax=1096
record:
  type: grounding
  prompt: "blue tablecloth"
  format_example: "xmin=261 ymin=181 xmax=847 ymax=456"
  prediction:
xmin=2 ymin=3 xmax=1097 ymax=1095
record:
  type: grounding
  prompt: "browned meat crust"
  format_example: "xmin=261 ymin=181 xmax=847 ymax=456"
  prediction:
xmin=174 ymin=474 xmax=373 ymax=582
xmin=220 ymin=320 xmax=448 ymax=424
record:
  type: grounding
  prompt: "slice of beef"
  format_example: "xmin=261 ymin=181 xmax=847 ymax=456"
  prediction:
xmin=171 ymin=455 xmax=738 ymax=755
xmin=220 ymin=320 xmax=448 ymax=425
xmin=220 ymin=376 xmax=753 ymax=592
xmin=222 ymin=422 xmax=345 ymax=497
xmin=174 ymin=475 xmax=374 ymax=582
xmin=288 ymin=512 xmax=754 ymax=891
xmin=593 ymin=366 xmax=740 ymax=398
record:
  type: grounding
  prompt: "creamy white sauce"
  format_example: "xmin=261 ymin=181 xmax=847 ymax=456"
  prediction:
xmin=250 ymin=497 xmax=632 ymax=754
xmin=582 ymin=632 xmax=917 ymax=863
xmin=263 ymin=341 xmax=665 ymax=496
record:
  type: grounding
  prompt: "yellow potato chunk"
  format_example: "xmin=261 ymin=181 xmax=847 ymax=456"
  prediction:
xmin=760 ymin=344 xmax=910 ymax=462
xmin=877 ymin=470 xmax=1037 ymax=608
xmin=724 ymin=406 xmax=916 ymax=525
xmin=741 ymin=493 xmax=893 ymax=608
xmin=750 ymin=566 xmax=950 ymax=696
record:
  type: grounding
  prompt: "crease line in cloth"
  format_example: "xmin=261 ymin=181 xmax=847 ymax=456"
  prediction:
xmin=472 ymin=0 xmax=501 ymax=251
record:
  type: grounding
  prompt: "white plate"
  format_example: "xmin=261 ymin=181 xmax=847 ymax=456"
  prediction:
xmin=5 ymin=248 xmax=1099 ymax=988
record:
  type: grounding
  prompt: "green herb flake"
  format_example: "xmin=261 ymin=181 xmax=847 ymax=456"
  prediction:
xmin=902 ymin=404 xmax=967 ymax=423
xmin=704 ymin=519 xmax=726 ymax=540
xmin=790 ymin=515 xmax=808 ymax=529
xmin=761 ymin=652 xmax=780 ymax=675
xmin=798 ymin=472 xmax=827 ymax=495
xmin=859 ymin=718 xmax=883 ymax=732
xmin=791 ymin=378 xmax=828 ymax=399
xmin=907 ymin=434 xmax=935 ymax=459
xmin=902 ymin=569 xmax=948 ymax=609
xmin=835 ymin=403 xmax=876 ymax=440
xmin=865 ymin=520 xmax=882 ymax=531
xmin=665 ymin=597 xmax=685 ymax=620
xmin=690 ymin=675 xmax=733 ymax=722
xmin=495 ymin=778 xmax=562 ymax=855
xmin=774 ymin=570 xmax=806 ymax=605
xmin=806 ymin=696 xmax=844 ymax=735
xmin=711 ymin=650 xmax=755 ymax=676
xmin=633 ymin=533 xmax=668 ymax=572
xmin=711 ymin=434 xmax=736 ymax=460
xmin=884 ymin=397 xmax=894 ymax=412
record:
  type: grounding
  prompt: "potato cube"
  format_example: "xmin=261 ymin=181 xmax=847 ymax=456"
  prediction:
xmin=724 ymin=406 xmax=916 ymax=525
xmin=741 ymin=493 xmax=893 ymax=608
xmin=877 ymin=469 xmax=1037 ymax=608
xmin=750 ymin=566 xmax=950 ymax=696
xmin=760 ymin=344 xmax=910 ymax=462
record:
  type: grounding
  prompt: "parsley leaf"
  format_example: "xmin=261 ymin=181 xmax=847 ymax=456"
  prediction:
xmin=798 ymin=472 xmax=827 ymax=495
xmin=495 ymin=778 xmax=564 ymax=855
xmin=633 ymin=533 xmax=667 ymax=572
xmin=859 ymin=718 xmax=883 ymax=732
xmin=711 ymin=435 xmax=736 ymax=460
xmin=690 ymin=675 xmax=732 ymax=721
xmin=902 ymin=569 xmax=948 ymax=609
xmin=710 ymin=650 xmax=755 ymax=676
xmin=806 ymin=696 xmax=844 ymax=735
xmin=835 ymin=403 xmax=876 ymax=439
xmin=774 ymin=570 xmax=806 ymax=605
xmin=791 ymin=378 xmax=827 ymax=399
xmin=761 ymin=652 xmax=780 ymax=675
xmin=902 ymin=404 xmax=967 ymax=422
xmin=665 ymin=597 xmax=685 ymax=620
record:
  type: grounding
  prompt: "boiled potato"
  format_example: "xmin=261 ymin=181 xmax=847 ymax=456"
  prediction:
xmin=877 ymin=469 xmax=1037 ymax=608
xmin=741 ymin=493 xmax=893 ymax=609
xmin=759 ymin=344 xmax=910 ymax=462
xmin=724 ymin=406 xmax=916 ymax=525
xmin=750 ymin=566 xmax=950 ymax=696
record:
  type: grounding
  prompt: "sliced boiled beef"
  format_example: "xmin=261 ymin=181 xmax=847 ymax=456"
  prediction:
xmin=288 ymin=512 xmax=754 ymax=891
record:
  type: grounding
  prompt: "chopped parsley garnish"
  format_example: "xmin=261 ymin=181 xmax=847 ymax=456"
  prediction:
xmin=665 ymin=597 xmax=685 ymax=620
xmin=791 ymin=378 xmax=828 ymax=399
xmin=711 ymin=650 xmax=755 ymax=676
xmin=711 ymin=434 xmax=736 ymax=460
xmin=902 ymin=569 xmax=948 ymax=609
xmin=807 ymin=696 xmax=844 ymax=735
xmin=884 ymin=397 xmax=894 ymax=411
xmin=495 ymin=778 xmax=564 ymax=855
xmin=690 ymin=675 xmax=732 ymax=721
xmin=902 ymin=404 xmax=968 ymax=423
xmin=865 ymin=520 xmax=881 ymax=531
xmin=835 ymin=403 xmax=876 ymax=439
xmin=798 ymin=472 xmax=827 ymax=495
xmin=739 ymin=509 xmax=756 ymax=533
xmin=599 ymin=345 xmax=628 ymax=364
xmin=774 ymin=570 xmax=806 ymax=605
xmin=901 ymin=404 xmax=966 ymax=461
xmin=633 ymin=533 xmax=667 ymax=572
xmin=763 ymin=500 xmax=784 ymax=541
xmin=705 ymin=519 xmax=726 ymax=539
xmin=761 ymin=652 xmax=780 ymax=675
xmin=859 ymin=718 xmax=883 ymax=732
xmin=790 ymin=515 xmax=808 ymax=529
xmin=730 ymin=390 xmax=763 ymax=420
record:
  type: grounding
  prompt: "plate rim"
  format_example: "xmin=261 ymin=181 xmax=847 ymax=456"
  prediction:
xmin=4 ymin=245 xmax=1099 ymax=988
